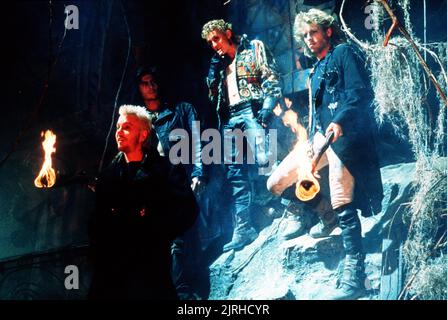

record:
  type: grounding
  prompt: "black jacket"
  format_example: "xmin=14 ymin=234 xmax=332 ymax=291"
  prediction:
xmin=88 ymin=149 xmax=199 ymax=299
xmin=150 ymin=102 xmax=205 ymax=180
xmin=310 ymin=43 xmax=383 ymax=217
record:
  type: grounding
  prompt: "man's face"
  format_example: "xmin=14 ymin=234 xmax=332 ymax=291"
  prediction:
xmin=206 ymin=29 xmax=233 ymax=57
xmin=302 ymin=23 xmax=332 ymax=59
xmin=115 ymin=114 xmax=148 ymax=155
xmin=139 ymin=74 xmax=159 ymax=102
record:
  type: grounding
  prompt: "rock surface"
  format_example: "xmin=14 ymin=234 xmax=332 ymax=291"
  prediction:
xmin=209 ymin=161 xmax=419 ymax=300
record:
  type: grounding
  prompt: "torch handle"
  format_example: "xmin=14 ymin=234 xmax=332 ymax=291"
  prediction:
xmin=312 ymin=131 xmax=334 ymax=171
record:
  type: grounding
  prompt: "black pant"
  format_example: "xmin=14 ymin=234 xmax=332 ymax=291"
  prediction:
xmin=336 ymin=203 xmax=363 ymax=256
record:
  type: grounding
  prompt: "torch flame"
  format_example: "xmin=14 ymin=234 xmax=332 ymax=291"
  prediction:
xmin=274 ymin=98 xmax=319 ymax=201
xmin=293 ymin=128 xmax=319 ymax=201
xmin=34 ymin=130 xmax=57 ymax=188
xmin=273 ymin=104 xmax=282 ymax=116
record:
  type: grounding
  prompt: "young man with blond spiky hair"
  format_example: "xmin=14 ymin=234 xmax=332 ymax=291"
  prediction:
xmin=88 ymin=105 xmax=198 ymax=299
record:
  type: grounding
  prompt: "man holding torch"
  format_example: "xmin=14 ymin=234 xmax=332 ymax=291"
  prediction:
xmin=268 ymin=9 xmax=383 ymax=300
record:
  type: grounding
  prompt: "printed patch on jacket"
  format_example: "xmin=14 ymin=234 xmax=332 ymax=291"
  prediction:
xmin=248 ymin=84 xmax=263 ymax=99
xmin=239 ymin=88 xmax=251 ymax=98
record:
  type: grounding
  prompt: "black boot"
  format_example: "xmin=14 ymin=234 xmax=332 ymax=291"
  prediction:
xmin=222 ymin=227 xmax=258 ymax=252
xmin=329 ymin=253 xmax=366 ymax=300
xmin=281 ymin=201 xmax=313 ymax=240
xmin=337 ymin=204 xmax=363 ymax=255
xmin=327 ymin=205 xmax=366 ymax=300
xmin=223 ymin=208 xmax=258 ymax=252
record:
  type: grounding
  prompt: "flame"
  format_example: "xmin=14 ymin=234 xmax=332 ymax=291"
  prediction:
xmin=293 ymin=127 xmax=319 ymax=201
xmin=275 ymin=98 xmax=307 ymax=143
xmin=273 ymin=98 xmax=319 ymax=201
xmin=283 ymin=97 xmax=293 ymax=109
xmin=273 ymin=104 xmax=282 ymax=116
xmin=273 ymin=97 xmax=293 ymax=116
xmin=34 ymin=130 xmax=57 ymax=188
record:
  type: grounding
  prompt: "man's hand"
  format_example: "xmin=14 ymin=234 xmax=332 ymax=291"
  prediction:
xmin=325 ymin=122 xmax=343 ymax=143
xmin=257 ymin=108 xmax=274 ymax=128
xmin=191 ymin=176 xmax=205 ymax=195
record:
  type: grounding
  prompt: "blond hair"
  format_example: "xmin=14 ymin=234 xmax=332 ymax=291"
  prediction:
xmin=293 ymin=9 xmax=345 ymax=57
xmin=201 ymin=19 xmax=232 ymax=40
xmin=118 ymin=104 xmax=152 ymax=132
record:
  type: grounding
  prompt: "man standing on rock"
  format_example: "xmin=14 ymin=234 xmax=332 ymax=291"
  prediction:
xmin=201 ymin=19 xmax=282 ymax=252
xmin=269 ymin=9 xmax=383 ymax=299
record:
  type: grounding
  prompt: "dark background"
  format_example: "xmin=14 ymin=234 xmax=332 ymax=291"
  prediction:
xmin=0 ymin=0 xmax=445 ymax=299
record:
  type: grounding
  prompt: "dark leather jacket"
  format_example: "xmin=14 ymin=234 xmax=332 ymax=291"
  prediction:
xmin=310 ymin=43 xmax=383 ymax=217
xmin=149 ymin=102 xmax=205 ymax=180
xmin=88 ymin=150 xmax=199 ymax=299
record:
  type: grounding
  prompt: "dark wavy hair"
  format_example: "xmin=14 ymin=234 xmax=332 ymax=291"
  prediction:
xmin=135 ymin=66 xmax=160 ymax=84
xmin=134 ymin=65 xmax=167 ymax=102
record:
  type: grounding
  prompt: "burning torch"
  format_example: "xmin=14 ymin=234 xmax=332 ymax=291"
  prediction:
xmin=273 ymin=97 xmax=334 ymax=202
xmin=34 ymin=130 xmax=57 ymax=188
xmin=33 ymin=129 xmax=94 ymax=189
xmin=295 ymin=131 xmax=334 ymax=202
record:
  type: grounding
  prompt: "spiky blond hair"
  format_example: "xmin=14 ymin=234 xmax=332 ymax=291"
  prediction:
xmin=118 ymin=104 xmax=152 ymax=132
